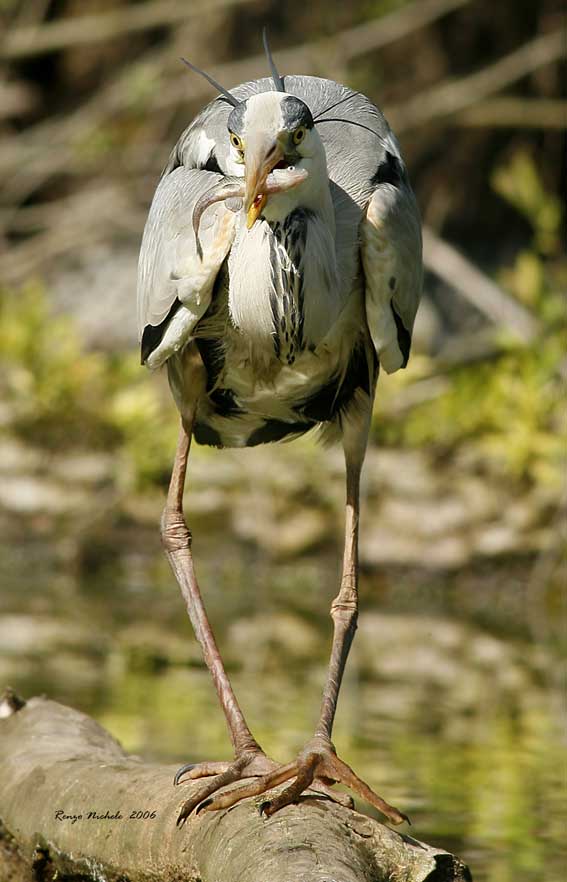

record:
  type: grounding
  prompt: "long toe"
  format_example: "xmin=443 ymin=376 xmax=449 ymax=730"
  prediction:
xmin=175 ymin=751 xmax=283 ymax=824
xmin=260 ymin=757 xmax=317 ymax=817
xmin=325 ymin=752 xmax=409 ymax=825
xmin=174 ymin=760 xmax=232 ymax=785
xmin=177 ymin=766 xmax=244 ymax=825
xmin=195 ymin=762 xmax=298 ymax=814
xmin=309 ymin=779 xmax=355 ymax=809
xmin=256 ymin=738 xmax=408 ymax=825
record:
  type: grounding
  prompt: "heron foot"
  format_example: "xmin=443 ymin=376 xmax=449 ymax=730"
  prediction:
xmin=175 ymin=737 xmax=408 ymax=825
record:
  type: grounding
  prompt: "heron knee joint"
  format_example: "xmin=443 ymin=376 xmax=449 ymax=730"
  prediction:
xmin=330 ymin=600 xmax=358 ymax=630
xmin=161 ymin=506 xmax=192 ymax=552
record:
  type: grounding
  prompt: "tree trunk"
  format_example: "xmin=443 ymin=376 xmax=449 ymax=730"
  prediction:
xmin=0 ymin=689 xmax=472 ymax=882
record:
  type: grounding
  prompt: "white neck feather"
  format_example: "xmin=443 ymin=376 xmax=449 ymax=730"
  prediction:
xmin=228 ymin=133 xmax=341 ymax=360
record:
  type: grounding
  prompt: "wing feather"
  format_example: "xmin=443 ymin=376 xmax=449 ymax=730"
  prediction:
xmin=136 ymin=165 xmax=236 ymax=369
xmin=361 ymin=173 xmax=422 ymax=374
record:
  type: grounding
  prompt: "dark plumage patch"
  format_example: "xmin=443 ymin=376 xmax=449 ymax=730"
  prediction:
xmin=209 ymin=387 xmax=243 ymax=417
xmin=270 ymin=296 xmax=281 ymax=357
xmin=247 ymin=419 xmax=314 ymax=446
xmin=371 ymin=151 xmax=404 ymax=188
xmin=193 ymin=422 xmax=224 ymax=447
xmin=227 ymin=102 xmax=246 ymax=135
xmin=288 ymin=207 xmax=314 ymax=226
xmin=195 ymin=335 xmax=243 ymax=417
xmin=195 ymin=337 xmax=224 ymax=390
xmin=298 ymin=344 xmax=374 ymax=422
xmin=268 ymin=208 xmax=312 ymax=360
xmin=203 ymin=150 xmax=222 ymax=174
xmin=390 ymin=299 xmax=411 ymax=368
xmin=140 ymin=298 xmax=182 ymax=364
xmin=281 ymin=96 xmax=314 ymax=131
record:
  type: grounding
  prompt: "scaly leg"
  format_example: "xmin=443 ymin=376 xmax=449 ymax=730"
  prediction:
xmin=165 ymin=420 xmax=352 ymax=823
xmin=254 ymin=449 xmax=407 ymax=822
xmin=163 ymin=421 xmax=276 ymax=822
xmin=193 ymin=408 xmax=408 ymax=824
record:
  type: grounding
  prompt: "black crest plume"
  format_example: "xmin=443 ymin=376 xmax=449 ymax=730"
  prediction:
xmin=262 ymin=28 xmax=285 ymax=92
xmin=179 ymin=57 xmax=239 ymax=107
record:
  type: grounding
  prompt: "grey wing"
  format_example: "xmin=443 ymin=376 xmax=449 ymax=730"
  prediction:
xmin=137 ymin=165 xmax=236 ymax=370
xmin=361 ymin=161 xmax=423 ymax=374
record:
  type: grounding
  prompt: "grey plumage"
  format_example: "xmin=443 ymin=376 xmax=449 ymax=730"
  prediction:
xmin=137 ymin=72 xmax=422 ymax=448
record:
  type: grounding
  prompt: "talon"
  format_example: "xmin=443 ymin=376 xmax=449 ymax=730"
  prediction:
xmin=176 ymin=809 xmax=189 ymax=827
xmin=258 ymin=801 xmax=271 ymax=817
xmin=174 ymin=763 xmax=196 ymax=785
xmin=195 ymin=798 xmax=212 ymax=815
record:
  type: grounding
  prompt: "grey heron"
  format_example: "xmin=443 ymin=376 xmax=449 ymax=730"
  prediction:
xmin=137 ymin=34 xmax=422 ymax=825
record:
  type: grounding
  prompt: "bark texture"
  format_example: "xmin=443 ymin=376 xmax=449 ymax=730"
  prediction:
xmin=0 ymin=691 xmax=472 ymax=882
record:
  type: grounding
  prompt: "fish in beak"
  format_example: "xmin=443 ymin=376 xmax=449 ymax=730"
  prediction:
xmin=190 ymin=139 xmax=308 ymax=253
xmin=244 ymin=135 xmax=285 ymax=229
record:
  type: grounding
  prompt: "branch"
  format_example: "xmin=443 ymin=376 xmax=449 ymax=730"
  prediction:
xmin=454 ymin=97 xmax=567 ymax=130
xmin=141 ymin=0 xmax=475 ymax=109
xmin=0 ymin=79 xmax=38 ymax=119
xmin=389 ymin=29 xmax=564 ymax=132
xmin=0 ymin=691 xmax=470 ymax=882
xmin=318 ymin=0 xmax=473 ymax=61
xmin=0 ymin=186 xmax=139 ymax=284
xmin=422 ymin=225 xmax=542 ymax=342
xmin=0 ymin=0 xmax=255 ymax=60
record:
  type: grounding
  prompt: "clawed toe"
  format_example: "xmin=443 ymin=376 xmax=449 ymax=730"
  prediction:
xmin=174 ymin=751 xmax=287 ymax=822
xmin=258 ymin=740 xmax=407 ymax=824
xmin=323 ymin=749 xmax=408 ymax=825
xmin=174 ymin=760 xmax=233 ymax=785
xmin=174 ymin=742 xmax=407 ymax=826
xmin=173 ymin=762 xmax=195 ymax=785
xmin=191 ymin=762 xmax=298 ymax=815
xmin=309 ymin=780 xmax=355 ymax=809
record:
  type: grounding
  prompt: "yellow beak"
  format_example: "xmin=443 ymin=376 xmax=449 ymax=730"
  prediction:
xmin=244 ymin=136 xmax=285 ymax=229
xmin=246 ymin=194 xmax=267 ymax=229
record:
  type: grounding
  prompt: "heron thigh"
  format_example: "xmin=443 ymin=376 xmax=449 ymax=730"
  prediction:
xmin=167 ymin=344 xmax=207 ymax=427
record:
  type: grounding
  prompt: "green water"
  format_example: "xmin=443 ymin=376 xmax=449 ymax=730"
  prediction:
xmin=0 ymin=521 xmax=564 ymax=882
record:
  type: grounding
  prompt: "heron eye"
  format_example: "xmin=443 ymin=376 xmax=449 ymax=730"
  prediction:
xmin=230 ymin=132 xmax=243 ymax=150
xmin=293 ymin=127 xmax=306 ymax=145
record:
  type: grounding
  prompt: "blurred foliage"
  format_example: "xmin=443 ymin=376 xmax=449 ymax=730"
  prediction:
xmin=375 ymin=151 xmax=566 ymax=489
xmin=492 ymin=151 xmax=563 ymax=257
xmin=0 ymin=283 xmax=178 ymax=488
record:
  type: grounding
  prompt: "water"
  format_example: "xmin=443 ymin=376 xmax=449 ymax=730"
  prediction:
xmin=0 ymin=495 xmax=564 ymax=882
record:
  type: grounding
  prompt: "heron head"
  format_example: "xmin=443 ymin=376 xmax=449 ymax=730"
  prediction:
xmin=227 ymin=92 xmax=317 ymax=228
xmin=182 ymin=31 xmax=325 ymax=231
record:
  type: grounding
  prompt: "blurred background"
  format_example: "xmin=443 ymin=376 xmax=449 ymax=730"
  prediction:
xmin=0 ymin=1 xmax=565 ymax=880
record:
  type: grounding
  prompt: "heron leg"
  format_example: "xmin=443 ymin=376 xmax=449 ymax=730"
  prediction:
xmin=162 ymin=422 xmax=260 ymax=757
xmin=315 ymin=454 xmax=362 ymax=742
xmin=190 ymin=418 xmax=407 ymax=825
xmin=243 ymin=428 xmax=408 ymax=824
xmin=166 ymin=424 xmax=354 ymax=824
xmin=163 ymin=420 xmax=283 ymax=822
xmin=167 ymin=391 xmax=406 ymax=824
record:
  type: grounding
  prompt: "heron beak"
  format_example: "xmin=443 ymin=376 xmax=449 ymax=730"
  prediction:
xmin=244 ymin=136 xmax=285 ymax=229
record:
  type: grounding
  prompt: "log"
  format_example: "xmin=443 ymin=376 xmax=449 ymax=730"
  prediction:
xmin=0 ymin=689 xmax=472 ymax=882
